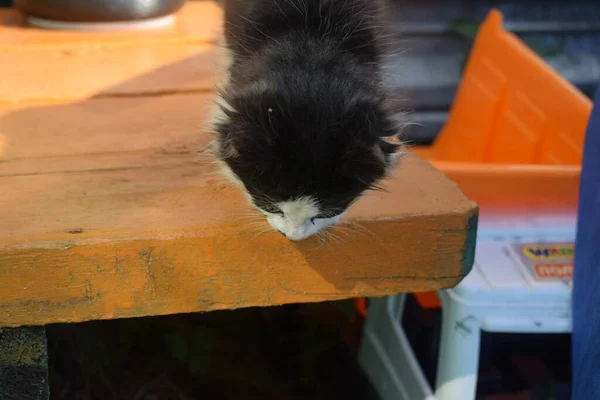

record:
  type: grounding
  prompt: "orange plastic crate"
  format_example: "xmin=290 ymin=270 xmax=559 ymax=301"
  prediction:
xmin=412 ymin=10 xmax=592 ymax=310
xmin=416 ymin=10 xmax=592 ymax=214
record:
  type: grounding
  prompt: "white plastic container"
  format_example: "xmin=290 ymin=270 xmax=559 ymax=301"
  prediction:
xmin=360 ymin=225 xmax=575 ymax=400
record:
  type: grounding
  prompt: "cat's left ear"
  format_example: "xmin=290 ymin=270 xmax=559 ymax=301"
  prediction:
xmin=350 ymin=99 xmax=403 ymax=168
xmin=373 ymin=137 xmax=403 ymax=169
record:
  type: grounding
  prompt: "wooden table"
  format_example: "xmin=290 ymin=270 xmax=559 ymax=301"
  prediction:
xmin=0 ymin=1 xmax=478 ymax=328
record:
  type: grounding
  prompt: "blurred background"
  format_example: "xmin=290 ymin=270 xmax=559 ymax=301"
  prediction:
xmin=384 ymin=0 xmax=600 ymax=146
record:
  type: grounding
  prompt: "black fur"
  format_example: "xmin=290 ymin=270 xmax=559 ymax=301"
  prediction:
xmin=214 ymin=0 xmax=401 ymax=217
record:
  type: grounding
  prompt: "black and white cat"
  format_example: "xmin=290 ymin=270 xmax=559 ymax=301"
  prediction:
xmin=210 ymin=0 xmax=403 ymax=241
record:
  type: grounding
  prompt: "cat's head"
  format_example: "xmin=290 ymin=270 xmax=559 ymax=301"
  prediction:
xmin=211 ymin=78 xmax=401 ymax=241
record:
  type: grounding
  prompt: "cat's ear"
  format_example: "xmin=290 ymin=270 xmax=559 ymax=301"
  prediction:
xmin=354 ymin=99 xmax=404 ymax=169
xmin=347 ymin=100 xmax=403 ymax=169
xmin=211 ymin=104 xmax=241 ymax=160
xmin=373 ymin=137 xmax=403 ymax=169
xmin=338 ymin=142 xmax=385 ymax=185
xmin=216 ymin=134 xmax=239 ymax=159
xmin=341 ymin=140 xmax=402 ymax=190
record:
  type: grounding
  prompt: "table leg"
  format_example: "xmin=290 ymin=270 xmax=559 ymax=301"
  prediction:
xmin=435 ymin=291 xmax=481 ymax=400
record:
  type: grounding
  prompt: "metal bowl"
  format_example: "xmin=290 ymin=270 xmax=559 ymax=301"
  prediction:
xmin=14 ymin=0 xmax=186 ymax=29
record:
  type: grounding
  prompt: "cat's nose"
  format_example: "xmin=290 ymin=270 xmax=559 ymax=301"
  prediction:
xmin=284 ymin=223 xmax=312 ymax=241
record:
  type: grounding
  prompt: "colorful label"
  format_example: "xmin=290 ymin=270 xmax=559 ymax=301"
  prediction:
xmin=511 ymin=242 xmax=575 ymax=282
xmin=521 ymin=244 xmax=574 ymax=260
xmin=533 ymin=262 xmax=574 ymax=279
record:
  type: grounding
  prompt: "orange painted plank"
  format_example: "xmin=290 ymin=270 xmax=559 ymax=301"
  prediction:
xmin=0 ymin=45 xmax=219 ymax=102
xmin=0 ymin=93 xmax=478 ymax=327
xmin=0 ymin=94 xmax=213 ymax=161
xmin=0 ymin=2 xmax=222 ymax=102
xmin=0 ymin=2 xmax=221 ymax=49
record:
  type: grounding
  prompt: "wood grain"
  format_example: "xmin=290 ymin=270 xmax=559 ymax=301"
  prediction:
xmin=0 ymin=45 xmax=219 ymax=102
xmin=0 ymin=2 xmax=221 ymax=49
xmin=0 ymin=2 xmax=477 ymax=327
xmin=0 ymin=2 xmax=222 ymax=102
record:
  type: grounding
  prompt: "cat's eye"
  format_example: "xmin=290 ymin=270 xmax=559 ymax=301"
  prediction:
xmin=310 ymin=217 xmax=317 ymax=225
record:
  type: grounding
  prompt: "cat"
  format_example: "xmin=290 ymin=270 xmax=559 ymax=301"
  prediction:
xmin=210 ymin=0 xmax=403 ymax=241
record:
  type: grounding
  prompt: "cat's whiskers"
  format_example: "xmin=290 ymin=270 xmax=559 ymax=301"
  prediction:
xmin=337 ymin=222 xmax=376 ymax=241
xmin=328 ymin=231 xmax=347 ymax=245
xmin=314 ymin=231 xmax=331 ymax=249
xmin=239 ymin=221 xmax=271 ymax=236
xmin=250 ymin=226 xmax=274 ymax=239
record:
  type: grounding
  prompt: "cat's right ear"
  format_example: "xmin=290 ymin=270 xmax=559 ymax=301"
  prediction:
xmin=208 ymin=92 xmax=239 ymax=160
xmin=215 ymin=134 xmax=239 ymax=159
xmin=214 ymin=94 xmax=239 ymax=122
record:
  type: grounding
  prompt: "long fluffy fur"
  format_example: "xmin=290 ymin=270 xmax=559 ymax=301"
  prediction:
xmin=210 ymin=0 xmax=404 ymax=240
